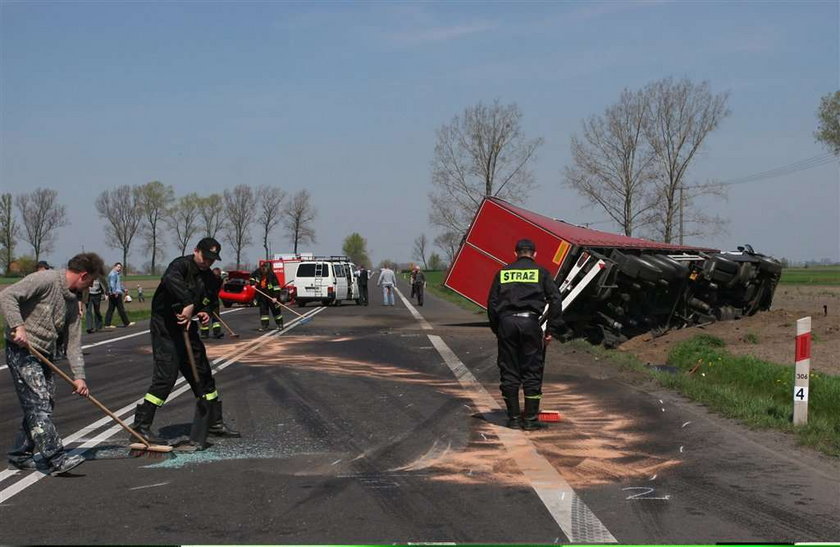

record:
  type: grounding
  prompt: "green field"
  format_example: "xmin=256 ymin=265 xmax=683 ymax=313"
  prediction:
xmin=779 ymin=266 xmax=840 ymax=285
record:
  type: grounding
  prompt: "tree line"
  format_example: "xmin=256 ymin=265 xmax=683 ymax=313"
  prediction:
xmin=0 ymin=183 xmax=318 ymax=275
xmin=419 ymin=79 xmax=839 ymax=268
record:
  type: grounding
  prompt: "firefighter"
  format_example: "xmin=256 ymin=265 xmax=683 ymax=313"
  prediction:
xmin=200 ymin=267 xmax=224 ymax=339
xmin=487 ymin=239 xmax=563 ymax=430
xmin=130 ymin=237 xmax=240 ymax=443
xmin=250 ymin=262 xmax=283 ymax=331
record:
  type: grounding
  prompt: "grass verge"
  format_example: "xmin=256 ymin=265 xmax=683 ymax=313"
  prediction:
xmin=584 ymin=334 xmax=840 ymax=457
xmin=422 ymin=271 xmax=486 ymax=315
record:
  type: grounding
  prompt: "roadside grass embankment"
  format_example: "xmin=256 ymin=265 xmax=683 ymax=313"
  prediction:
xmin=780 ymin=266 xmax=840 ymax=286
xmin=579 ymin=335 xmax=840 ymax=458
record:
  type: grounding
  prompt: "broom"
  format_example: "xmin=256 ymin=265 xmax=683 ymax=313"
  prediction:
xmin=212 ymin=311 xmax=240 ymax=338
xmin=252 ymin=287 xmax=312 ymax=325
xmin=26 ymin=344 xmax=173 ymax=458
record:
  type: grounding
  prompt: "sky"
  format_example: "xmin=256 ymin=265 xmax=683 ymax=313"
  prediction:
xmin=1 ymin=0 xmax=838 ymax=270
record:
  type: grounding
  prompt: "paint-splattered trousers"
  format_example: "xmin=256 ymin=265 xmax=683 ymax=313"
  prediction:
xmin=5 ymin=342 xmax=68 ymax=467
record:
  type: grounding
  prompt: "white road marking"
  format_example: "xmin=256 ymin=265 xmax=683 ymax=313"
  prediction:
xmin=393 ymin=287 xmax=433 ymax=330
xmin=428 ymin=334 xmax=617 ymax=543
xmin=0 ymin=307 xmax=324 ymax=505
xmin=129 ymin=481 xmax=170 ymax=491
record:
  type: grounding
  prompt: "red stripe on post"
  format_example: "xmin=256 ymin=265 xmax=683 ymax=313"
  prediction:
xmin=795 ymin=333 xmax=811 ymax=362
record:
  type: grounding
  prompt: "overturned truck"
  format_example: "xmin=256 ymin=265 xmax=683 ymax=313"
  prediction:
xmin=445 ymin=197 xmax=782 ymax=348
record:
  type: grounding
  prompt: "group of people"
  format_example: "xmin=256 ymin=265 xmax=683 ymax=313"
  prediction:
xmin=1 ymin=237 xmax=238 ymax=476
xmin=1 ymin=235 xmax=561 ymax=478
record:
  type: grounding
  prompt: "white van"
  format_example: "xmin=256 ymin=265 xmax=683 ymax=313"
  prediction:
xmin=295 ymin=259 xmax=361 ymax=307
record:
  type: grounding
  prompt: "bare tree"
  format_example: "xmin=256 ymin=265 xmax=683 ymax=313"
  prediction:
xmin=223 ymin=185 xmax=256 ymax=269
xmin=283 ymin=189 xmax=317 ymax=254
xmin=564 ymin=89 xmax=658 ymax=236
xmin=413 ymin=234 xmax=429 ymax=269
xmin=256 ymin=185 xmax=286 ymax=259
xmin=815 ymin=90 xmax=840 ymax=156
xmin=15 ymin=188 xmax=69 ymax=264
xmin=166 ymin=193 xmax=201 ymax=256
xmin=434 ymin=231 xmax=462 ymax=267
xmin=0 ymin=193 xmax=20 ymax=274
xmin=643 ymin=78 xmax=730 ymax=243
xmin=429 ymin=100 xmax=543 ymax=234
xmin=137 ymin=180 xmax=174 ymax=275
xmin=198 ymin=193 xmax=227 ymax=239
xmin=95 ymin=185 xmax=142 ymax=272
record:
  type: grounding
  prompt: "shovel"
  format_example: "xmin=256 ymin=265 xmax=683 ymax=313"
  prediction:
xmin=182 ymin=329 xmax=210 ymax=449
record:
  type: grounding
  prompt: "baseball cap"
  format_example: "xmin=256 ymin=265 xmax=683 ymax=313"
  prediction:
xmin=196 ymin=237 xmax=222 ymax=261
xmin=515 ymin=239 xmax=536 ymax=252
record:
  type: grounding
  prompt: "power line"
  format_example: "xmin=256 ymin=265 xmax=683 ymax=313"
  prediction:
xmin=718 ymin=153 xmax=836 ymax=186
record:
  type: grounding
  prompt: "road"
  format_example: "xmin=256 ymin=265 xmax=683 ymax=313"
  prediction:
xmin=1 ymin=278 xmax=838 ymax=544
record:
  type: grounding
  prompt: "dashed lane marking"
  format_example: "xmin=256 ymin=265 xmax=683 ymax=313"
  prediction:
xmin=0 ymin=307 xmax=325 ymax=505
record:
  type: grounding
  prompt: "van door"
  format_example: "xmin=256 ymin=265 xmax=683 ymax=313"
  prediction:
xmin=333 ymin=263 xmax=348 ymax=301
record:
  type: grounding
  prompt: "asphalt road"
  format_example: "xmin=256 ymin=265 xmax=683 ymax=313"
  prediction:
xmin=1 ymin=279 xmax=838 ymax=544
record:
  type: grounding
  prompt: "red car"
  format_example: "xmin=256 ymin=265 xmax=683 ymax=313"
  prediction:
xmin=219 ymin=270 xmax=257 ymax=308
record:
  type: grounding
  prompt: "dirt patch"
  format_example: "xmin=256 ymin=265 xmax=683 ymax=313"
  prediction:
xmin=618 ymin=285 xmax=840 ymax=376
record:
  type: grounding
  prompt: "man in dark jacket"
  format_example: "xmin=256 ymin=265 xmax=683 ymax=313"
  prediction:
xmin=250 ymin=262 xmax=284 ymax=331
xmin=130 ymin=237 xmax=239 ymax=443
xmin=487 ymin=239 xmax=563 ymax=430
xmin=356 ymin=265 xmax=369 ymax=306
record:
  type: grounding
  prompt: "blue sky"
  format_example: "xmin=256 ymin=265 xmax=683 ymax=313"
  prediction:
xmin=1 ymin=1 xmax=838 ymax=268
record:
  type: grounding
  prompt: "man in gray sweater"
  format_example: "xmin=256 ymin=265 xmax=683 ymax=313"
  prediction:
xmin=1 ymin=252 xmax=106 ymax=475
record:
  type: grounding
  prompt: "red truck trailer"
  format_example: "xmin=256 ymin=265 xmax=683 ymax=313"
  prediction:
xmin=445 ymin=197 xmax=781 ymax=347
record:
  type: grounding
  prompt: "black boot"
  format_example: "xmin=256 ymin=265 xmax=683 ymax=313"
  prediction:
xmin=522 ymin=397 xmax=547 ymax=431
xmin=208 ymin=400 xmax=241 ymax=437
xmin=130 ymin=402 xmax=165 ymax=443
xmin=501 ymin=389 xmax=522 ymax=429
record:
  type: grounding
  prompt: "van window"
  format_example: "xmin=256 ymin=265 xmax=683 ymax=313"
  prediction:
xmin=297 ymin=263 xmax=316 ymax=277
xmin=335 ymin=264 xmax=344 ymax=277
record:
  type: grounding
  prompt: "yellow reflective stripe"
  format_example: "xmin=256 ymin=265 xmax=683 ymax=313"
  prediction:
xmin=200 ymin=324 xmax=209 ymax=330
xmin=202 ymin=390 xmax=219 ymax=401
xmin=145 ymin=393 xmax=166 ymax=406
xmin=500 ymin=269 xmax=539 ymax=284
xmin=212 ymin=322 xmax=221 ymax=328
xmin=524 ymin=394 xmax=542 ymax=400
xmin=260 ymin=316 xmax=270 ymax=320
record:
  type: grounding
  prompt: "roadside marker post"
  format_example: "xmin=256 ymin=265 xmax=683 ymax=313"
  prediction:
xmin=793 ymin=316 xmax=811 ymax=426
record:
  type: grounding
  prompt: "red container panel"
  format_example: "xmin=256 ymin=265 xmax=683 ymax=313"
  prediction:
xmin=445 ymin=243 xmax=506 ymax=308
xmin=466 ymin=199 xmax=569 ymax=274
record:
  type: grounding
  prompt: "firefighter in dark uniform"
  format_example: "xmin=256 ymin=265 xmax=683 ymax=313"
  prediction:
xmin=487 ymin=239 xmax=563 ymax=430
xmin=250 ymin=262 xmax=283 ymax=331
xmin=200 ymin=267 xmax=224 ymax=339
xmin=130 ymin=237 xmax=240 ymax=442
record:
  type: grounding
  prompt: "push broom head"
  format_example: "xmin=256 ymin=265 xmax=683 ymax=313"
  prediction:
xmin=537 ymin=410 xmax=563 ymax=423
xmin=128 ymin=442 xmax=175 ymax=459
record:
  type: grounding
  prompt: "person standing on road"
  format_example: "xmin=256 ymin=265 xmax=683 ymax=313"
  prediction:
xmin=487 ymin=239 xmax=563 ymax=431
xmin=0 ymin=252 xmax=106 ymax=475
xmin=130 ymin=237 xmax=239 ymax=444
xmin=250 ymin=262 xmax=284 ymax=331
xmin=85 ymin=276 xmax=105 ymax=333
xmin=104 ymin=262 xmax=134 ymax=329
xmin=377 ymin=265 xmax=397 ymax=306
xmin=356 ymin=265 xmax=369 ymax=306
xmin=412 ymin=266 xmax=426 ymax=306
